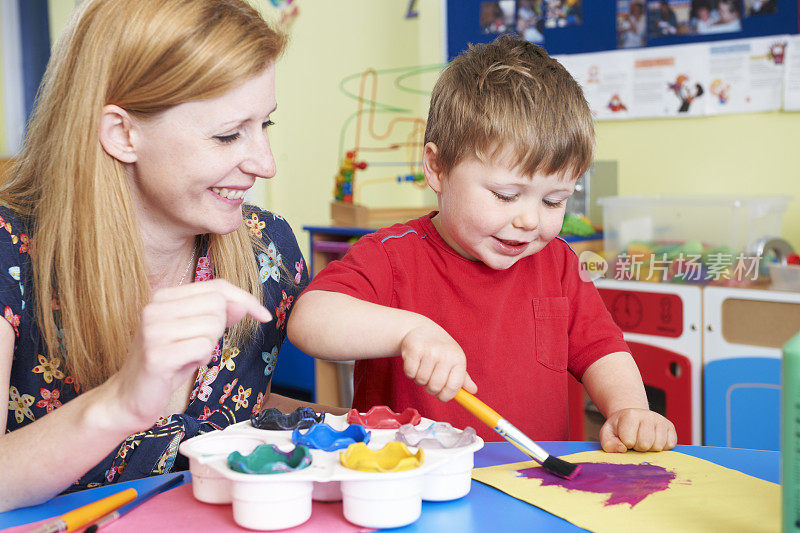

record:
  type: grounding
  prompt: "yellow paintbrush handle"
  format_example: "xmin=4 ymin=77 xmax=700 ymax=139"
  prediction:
xmin=454 ymin=389 xmax=502 ymax=428
xmin=63 ymin=488 xmax=137 ymax=532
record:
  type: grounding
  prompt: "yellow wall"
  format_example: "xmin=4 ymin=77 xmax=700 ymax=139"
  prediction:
xmin=30 ymin=1 xmax=800 ymax=255
xmin=47 ymin=0 xmax=81 ymax=48
xmin=263 ymin=1 xmax=442 ymax=254
xmin=595 ymin=113 xmax=800 ymax=250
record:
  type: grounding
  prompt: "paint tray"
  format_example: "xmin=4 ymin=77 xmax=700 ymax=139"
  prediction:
xmin=179 ymin=410 xmax=484 ymax=530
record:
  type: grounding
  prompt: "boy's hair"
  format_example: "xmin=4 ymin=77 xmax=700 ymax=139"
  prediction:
xmin=424 ymin=34 xmax=594 ymax=180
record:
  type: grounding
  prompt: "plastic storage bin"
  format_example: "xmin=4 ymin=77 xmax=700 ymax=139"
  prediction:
xmin=599 ymin=195 xmax=789 ymax=283
xmin=769 ymin=263 xmax=800 ymax=291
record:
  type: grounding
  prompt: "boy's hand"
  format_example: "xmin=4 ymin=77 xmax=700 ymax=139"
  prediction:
xmin=599 ymin=408 xmax=677 ymax=453
xmin=400 ymin=322 xmax=477 ymax=402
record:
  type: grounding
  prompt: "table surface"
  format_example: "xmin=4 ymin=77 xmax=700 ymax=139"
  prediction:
xmin=0 ymin=442 xmax=780 ymax=532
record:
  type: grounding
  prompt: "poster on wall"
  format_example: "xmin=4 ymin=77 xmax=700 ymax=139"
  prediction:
xmin=705 ymin=35 xmax=787 ymax=114
xmin=447 ymin=0 xmax=797 ymax=60
xmin=479 ymin=0 xmax=516 ymax=34
xmin=516 ymin=0 xmax=546 ymax=43
xmin=629 ymin=44 xmax=709 ymax=117
xmin=545 ymin=0 xmax=583 ymax=28
xmin=782 ymin=34 xmax=800 ymax=110
xmin=557 ymin=51 xmax=636 ymax=120
xmin=647 ymin=0 xmax=692 ymax=37
xmin=618 ymin=0 xmax=648 ymax=48
xmin=686 ymin=0 xmax=744 ymax=36
xmin=744 ymin=0 xmax=778 ymax=16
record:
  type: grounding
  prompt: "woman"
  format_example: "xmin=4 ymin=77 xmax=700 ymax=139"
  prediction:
xmin=0 ymin=0 xmax=331 ymax=510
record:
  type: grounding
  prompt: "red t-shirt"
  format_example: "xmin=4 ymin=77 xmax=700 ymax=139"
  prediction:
xmin=305 ymin=213 xmax=629 ymax=442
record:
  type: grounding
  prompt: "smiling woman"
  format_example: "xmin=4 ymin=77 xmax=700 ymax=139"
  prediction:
xmin=0 ymin=0 xmax=340 ymax=512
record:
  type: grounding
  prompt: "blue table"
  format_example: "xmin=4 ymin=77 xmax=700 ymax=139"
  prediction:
xmin=0 ymin=442 xmax=779 ymax=531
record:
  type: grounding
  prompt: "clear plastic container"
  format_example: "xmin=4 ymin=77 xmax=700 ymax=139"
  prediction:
xmin=598 ymin=195 xmax=790 ymax=283
xmin=769 ymin=263 xmax=800 ymax=291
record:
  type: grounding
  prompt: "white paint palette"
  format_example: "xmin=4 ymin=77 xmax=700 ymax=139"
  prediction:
xmin=179 ymin=413 xmax=484 ymax=530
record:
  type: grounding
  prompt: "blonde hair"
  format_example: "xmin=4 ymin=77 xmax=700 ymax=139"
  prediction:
xmin=0 ymin=0 xmax=286 ymax=390
xmin=424 ymin=34 xmax=594 ymax=179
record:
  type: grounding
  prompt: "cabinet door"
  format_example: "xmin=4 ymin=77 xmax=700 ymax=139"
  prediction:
xmin=583 ymin=280 xmax=703 ymax=444
xmin=703 ymin=286 xmax=800 ymax=450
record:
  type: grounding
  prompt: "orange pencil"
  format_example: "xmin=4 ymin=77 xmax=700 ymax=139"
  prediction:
xmin=28 ymin=488 xmax=137 ymax=533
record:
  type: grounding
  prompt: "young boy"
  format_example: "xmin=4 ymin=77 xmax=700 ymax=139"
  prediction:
xmin=288 ymin=35 xmax=676 ymax=453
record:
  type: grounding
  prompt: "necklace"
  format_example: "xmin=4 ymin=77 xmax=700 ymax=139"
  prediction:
xmin=178 ymin=241 xmax=198 ymax=286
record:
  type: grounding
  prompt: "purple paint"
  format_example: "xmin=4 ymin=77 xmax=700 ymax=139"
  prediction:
xmin=518 ymin=462 xmax=677 ymax=507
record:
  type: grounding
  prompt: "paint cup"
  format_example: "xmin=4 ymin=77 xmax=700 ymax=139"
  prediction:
xmin=420 ymin=448 xmax=475 ymax=501
xmin=395 ymin=422 xmax=482 ymax=501
xmin=340 ymin=476 xmax=424 ymax=528
xmin=179 ymin=434 xmax=265 ymax=504
xmin=339 ymin=442 xmax=426 ymax=528
xmin=230 ymin=478 xmax=313 ymax=530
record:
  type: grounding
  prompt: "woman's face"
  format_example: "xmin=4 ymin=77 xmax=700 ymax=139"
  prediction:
xmin=128 ymin=64 xmax=277 ymax=240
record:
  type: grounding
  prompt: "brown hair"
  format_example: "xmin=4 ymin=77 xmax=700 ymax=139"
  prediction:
xmin=0 ymin=0 xmax=286 ymax=389
xmin=424 ymin=34 xmax=594 ymax=180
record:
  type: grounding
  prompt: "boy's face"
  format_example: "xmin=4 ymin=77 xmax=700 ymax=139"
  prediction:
xmin=424 ymin=144 xmax=575 ymax=271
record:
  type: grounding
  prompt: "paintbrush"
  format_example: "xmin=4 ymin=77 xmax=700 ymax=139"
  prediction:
xmin=82 ymin=474 xmax=184 ymax=532
xmin=454 ymin=389 xmax=582 ymax=480
xmin=27 ymin=488 xmax=137 ymax=533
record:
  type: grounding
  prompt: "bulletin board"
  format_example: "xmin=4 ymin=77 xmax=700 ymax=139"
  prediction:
xmin=446 ymin=0 xmax=799 ymax=60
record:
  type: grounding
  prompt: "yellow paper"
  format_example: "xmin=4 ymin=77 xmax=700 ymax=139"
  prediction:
xmin=471 ymin=450 xmax=779 ymax=532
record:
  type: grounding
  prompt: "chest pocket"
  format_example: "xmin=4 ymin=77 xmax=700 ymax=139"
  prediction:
xmin=533 ymin=297 xmax=569 ymax=371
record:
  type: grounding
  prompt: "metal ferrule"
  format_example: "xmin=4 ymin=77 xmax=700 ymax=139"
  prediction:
xmin=495 ymin=418 xmax=549 ymax=463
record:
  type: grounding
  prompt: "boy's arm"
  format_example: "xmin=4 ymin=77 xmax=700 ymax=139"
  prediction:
xmin=287 ymin=290 xmax=476 ymax=401
xmin=581 ymin=351 xmax=677 ymax=453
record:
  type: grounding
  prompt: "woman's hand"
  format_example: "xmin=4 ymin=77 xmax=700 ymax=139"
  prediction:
xmin=400 ymin=321 xmax=477 ymax=402
xmin=110 ymin=279 xmax=271 ymax=430
xmin=599 ymin=408 xmax=678 ymax=453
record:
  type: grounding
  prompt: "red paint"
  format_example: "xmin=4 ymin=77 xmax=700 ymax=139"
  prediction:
xmin=518 ymin=462 xmax=677 ymax=507
xmin=346 ymin=406 xmax=421 ymax=429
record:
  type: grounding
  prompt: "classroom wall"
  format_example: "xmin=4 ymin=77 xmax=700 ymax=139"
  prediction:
xmin=262 ymin=1 xmax=443 ymax=254
xmin=595 ymin=113 xmax=800 ymax=251
xmin=47 ymin=0 xmax=79 ymax=48
xmin=22 ymin=1 xmax=800 ymax=255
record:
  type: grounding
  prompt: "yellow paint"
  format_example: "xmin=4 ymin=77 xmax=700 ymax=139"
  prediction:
xmin=472 ymin=450 xmax=779 ymax=533
xmin=340 ymin=442 xmax=423 ymax=473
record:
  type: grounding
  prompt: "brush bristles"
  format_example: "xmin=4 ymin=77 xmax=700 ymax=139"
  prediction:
xmin=541 ymin=455 xmax=582 ymax=480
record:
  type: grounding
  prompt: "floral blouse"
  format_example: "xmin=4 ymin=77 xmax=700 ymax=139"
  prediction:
xmin=0 ymin=205 xmax=308 ymax=491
